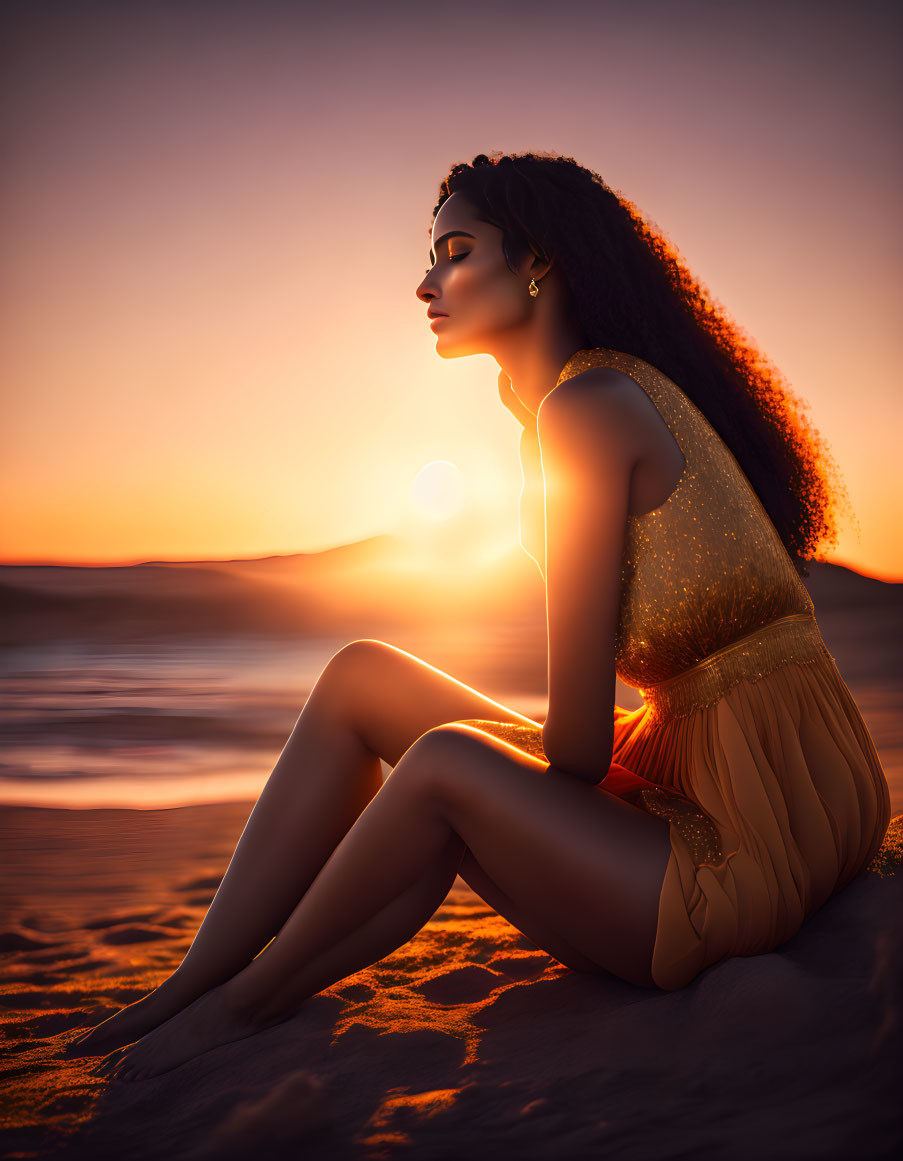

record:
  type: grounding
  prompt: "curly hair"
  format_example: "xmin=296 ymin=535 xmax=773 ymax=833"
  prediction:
xmin=431 ymin=150 xmax=849 ymax=576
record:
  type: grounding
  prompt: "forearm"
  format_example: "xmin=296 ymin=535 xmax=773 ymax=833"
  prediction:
xmin=541 ymin=721 xmax=614 ymax=785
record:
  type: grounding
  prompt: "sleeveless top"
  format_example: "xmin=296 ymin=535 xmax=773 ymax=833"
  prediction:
xmin=518 ymin=347 xmax=830 ymax=727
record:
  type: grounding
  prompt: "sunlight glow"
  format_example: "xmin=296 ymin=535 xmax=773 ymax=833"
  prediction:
xmin=408 ymin=460 xmax=466 ymax=524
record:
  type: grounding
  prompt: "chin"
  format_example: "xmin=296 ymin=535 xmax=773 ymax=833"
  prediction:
xmin=433 ymin=331 xmax=485 ymax=359
xmin=433 ymin=340 xmax=464 ymax=360
xmin=435 ymin=344 xmax=466 ymax=360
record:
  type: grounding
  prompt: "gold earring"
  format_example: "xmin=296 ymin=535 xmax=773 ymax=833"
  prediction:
xmin=528 ymin=278 xmax=539 ymax=298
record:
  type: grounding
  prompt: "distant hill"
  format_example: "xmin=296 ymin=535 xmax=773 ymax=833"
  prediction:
xmin=799 ymin=559 xmax=899 ymax=608
xmin=0 ymin=534 xmax=544 ymax=646
xmin=0 ymin=541 xmax=898 ymax=659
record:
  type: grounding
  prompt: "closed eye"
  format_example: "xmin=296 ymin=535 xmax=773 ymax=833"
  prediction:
xmin=424 ymin=253 xmax=469 ymax=275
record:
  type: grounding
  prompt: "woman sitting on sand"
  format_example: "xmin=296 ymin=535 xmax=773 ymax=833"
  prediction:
xmin=66 ymin=150 xmax=890 ymax=1081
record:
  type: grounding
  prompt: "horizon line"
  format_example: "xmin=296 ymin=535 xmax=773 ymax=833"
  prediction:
xmin=0 ymin=532 xmax=403 ymax=571
xmin=0 ymin=546 xmax=899 ymax=586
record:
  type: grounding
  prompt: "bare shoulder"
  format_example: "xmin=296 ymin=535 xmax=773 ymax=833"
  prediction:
xmin=536 ymin=367 xmax=648 ymax=460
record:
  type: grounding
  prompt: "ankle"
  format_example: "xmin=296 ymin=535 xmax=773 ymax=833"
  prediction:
xmin=219 ymin=974 xmax=292 ymax=1033
xmin=154 ymin=970 xmax=203 ymax=1014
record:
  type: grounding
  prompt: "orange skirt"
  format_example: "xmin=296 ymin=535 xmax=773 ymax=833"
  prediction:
xmin=460 ymin=614 xmax=892 ymax=991
xmin=616 ymin=616 xmax=890 ymax=989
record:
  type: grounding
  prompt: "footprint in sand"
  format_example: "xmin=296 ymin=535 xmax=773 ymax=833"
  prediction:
xmin=55 ymin=957 xmax=114 ymax=974
xmin=0 ymin=988 xmax=93 ymax=1011
xmin=15 ymin=947 xmax=92 ymax=965
xmin=337 ymin=983 xmax=374 ymax=1003
xmin=99 ymin=925 xmax=180 ymax=946
xmin=150 ymin=909 xmax=200 ymax=929
xmin=20 ymin=1009 xmax=97 ymax=1036
xmin=83 ymin=910 xmax=162 ymax=931
xmin=490 ymin=953 xmax=552 ymax=980
xmin=415 ymin=965 xmax=507 ymax=1004
xmin=175 ymin=875 xmax=223 ymax=893
xmin=0 ymin=930 xmax=63 ymax=954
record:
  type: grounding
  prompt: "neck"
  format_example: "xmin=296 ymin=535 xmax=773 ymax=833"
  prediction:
xmin=495 ymin=323 xmax=589 ymax=418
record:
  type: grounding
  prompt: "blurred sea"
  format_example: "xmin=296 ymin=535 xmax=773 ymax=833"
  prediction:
xmin=0 ymin=548 xmax=899 ymax=812
xmin=0 ymin=636 xmax=346 ymax=807
xmin=0 ymin=634 xmax=553 ymax=809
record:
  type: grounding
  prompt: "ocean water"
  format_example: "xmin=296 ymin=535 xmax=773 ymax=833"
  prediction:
xmin=0 ymin=636 xmax=352 ymax=808
xmin=2 ymin=620 xmax=898 ymax=814
xmin=0 ymin=634 xmax=551 ymax=809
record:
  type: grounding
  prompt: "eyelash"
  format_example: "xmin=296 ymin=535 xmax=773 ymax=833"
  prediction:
xmin=424 ymin=254 xmax=469 ymax=275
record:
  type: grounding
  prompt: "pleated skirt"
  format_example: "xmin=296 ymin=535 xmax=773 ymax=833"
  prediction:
xmin=613 ymin=614 xmax=891 ymax=990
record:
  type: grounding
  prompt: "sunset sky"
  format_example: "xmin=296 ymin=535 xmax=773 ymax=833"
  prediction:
xmin=2 ymin=0 xmax=900 ymax=579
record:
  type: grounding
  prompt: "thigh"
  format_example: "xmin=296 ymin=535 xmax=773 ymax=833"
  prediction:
xmin=404 ymin=722 xmax=673 ymax=989
xmin=456 ymin=849 xmax=602 ymax=974
xmin=315 ymin=639 xmax=543 ymax=768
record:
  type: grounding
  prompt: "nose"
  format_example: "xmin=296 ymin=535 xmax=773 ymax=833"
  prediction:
xmin=416 ymin=270 xmax=438 ymax=304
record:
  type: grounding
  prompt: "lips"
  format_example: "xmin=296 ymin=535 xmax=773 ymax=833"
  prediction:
xmin=427 ymin=311 xmax=448 ymax=319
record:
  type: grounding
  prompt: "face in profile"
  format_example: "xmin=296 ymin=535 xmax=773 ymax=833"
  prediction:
xmin=416 ymin=191 xmax=541 ymax=358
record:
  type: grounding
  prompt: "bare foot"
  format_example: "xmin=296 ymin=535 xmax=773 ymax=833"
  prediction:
xmin=94 ymin=983 xmax=283 ymax=1081
xmin=62 ymin=980 xmax=187 ymax=1059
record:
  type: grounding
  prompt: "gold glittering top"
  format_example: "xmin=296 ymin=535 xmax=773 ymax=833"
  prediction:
xmin=519 ymin=347 xmax=825 ymax=716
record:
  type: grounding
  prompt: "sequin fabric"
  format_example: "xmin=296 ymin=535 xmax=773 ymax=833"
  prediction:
xmin=636 ymin=786 xmax=724 ymax=867
xmin=521 ymin=346 xmax=826 ymax=718
xmin=638 ymin=612 xmax=831 ymax=727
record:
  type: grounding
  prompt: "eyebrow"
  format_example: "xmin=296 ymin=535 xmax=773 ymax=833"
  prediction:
xmin=428 ymin=230 xmax=476 ymax=264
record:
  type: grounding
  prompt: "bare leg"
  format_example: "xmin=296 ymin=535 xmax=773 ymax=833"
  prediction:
xmin=101 ymin=723 xmax=670 ymax=1081
xmin=65 ymin=640 xmax=542 ymax=1057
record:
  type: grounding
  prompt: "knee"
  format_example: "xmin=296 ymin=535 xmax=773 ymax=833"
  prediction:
xmin=412 ymin=722 xmax=484 ymax=759
xmin=314 ymin=639 xmax=393 ymax=710
xmin=383 ymin=729 xmax=468 ymax=794
xmin=389 ymin=723 xmax=481 ymax=801
xmin=326 ymin=638 xmax=392 ymax=675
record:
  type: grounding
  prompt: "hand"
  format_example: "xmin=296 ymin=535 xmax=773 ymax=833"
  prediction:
xmin=498 ymin=370 xmax=536 ymax=428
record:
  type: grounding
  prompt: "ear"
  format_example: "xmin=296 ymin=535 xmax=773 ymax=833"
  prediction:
xmin=527 ymin=249 xmax=553 ymax=284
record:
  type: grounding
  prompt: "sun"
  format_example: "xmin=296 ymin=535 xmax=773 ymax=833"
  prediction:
xmin=408 ymin=460 xmax=466 ymax=524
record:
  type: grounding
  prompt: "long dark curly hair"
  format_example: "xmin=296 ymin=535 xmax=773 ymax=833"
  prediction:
xmin=431 ymin=150 xmax=849 ymax=577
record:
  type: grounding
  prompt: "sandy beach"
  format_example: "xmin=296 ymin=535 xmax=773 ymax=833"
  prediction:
xmin=1 ymin=800 xmax=901 ymax=1161
xmin=5 ymin=0 xmax=902 ymax=1152
xmin=2 ymin=555 xmax=902 ymax=1158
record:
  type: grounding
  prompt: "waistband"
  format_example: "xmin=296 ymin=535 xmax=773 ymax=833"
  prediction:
xmin=638 ymin=613 xmax=832 ymax=724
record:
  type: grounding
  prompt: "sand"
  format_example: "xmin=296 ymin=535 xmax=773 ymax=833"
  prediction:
xmin=1 ymin=802 xmax=901 ymax=1161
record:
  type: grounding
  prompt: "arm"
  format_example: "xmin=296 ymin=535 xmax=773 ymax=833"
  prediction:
xmin=536 ymin=376 xmax=637 ymax=784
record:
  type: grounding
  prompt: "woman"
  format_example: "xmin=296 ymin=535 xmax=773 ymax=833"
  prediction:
xmin=67 ymin=151 xmax=890 ymax=1080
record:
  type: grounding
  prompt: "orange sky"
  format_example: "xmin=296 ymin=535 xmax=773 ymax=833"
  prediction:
xmin=2 ymin=0 xmax=901 ymax=580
